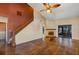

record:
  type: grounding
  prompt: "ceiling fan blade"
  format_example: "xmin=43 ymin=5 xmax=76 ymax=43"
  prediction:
xmin=43 ymin=3 xmax=50 ymax=9
xmin=40 ymin=9 xmax=46 ymax=12
xmin=50 ymin=4 xmax=61 ymax=8
xmin=43 ymin=3 xmax=48 ymax=6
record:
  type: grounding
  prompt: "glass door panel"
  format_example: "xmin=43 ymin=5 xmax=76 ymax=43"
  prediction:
xmin=58 ymin=25 xmax=72 ymax=38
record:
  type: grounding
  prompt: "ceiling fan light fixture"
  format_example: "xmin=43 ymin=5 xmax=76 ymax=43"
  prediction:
xmin=40 ymin=3 xmax=61 ymax=13
xmin=47 ymin=9 xmax=52 ymax=13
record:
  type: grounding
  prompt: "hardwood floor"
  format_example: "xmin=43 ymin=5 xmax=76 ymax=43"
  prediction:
xmin=0 ymin=38 xmax=79 ymax=55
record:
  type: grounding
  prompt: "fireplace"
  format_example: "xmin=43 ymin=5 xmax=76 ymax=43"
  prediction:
xmin=46 ymin=29 xmax=56 ymax=36
xmin=45 ymin=29 xmax=56 ymax=41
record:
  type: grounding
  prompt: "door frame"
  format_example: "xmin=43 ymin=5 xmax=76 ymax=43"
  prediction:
xmin=0 ymin=16 xmax=8 ymax=46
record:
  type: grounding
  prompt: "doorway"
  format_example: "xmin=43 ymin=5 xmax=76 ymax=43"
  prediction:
xmin=0 ymin=17 xmax=8 ymax=48
xmin=0 ymin=22 xmax=6 ymax=48
xmin=58 ymin=25 xmax=72 ymax=38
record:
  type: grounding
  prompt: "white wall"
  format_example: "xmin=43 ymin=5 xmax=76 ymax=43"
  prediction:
xmin=15 ymin=9 xmax=45 ymax=45
xmin=46 ymin=20 xmax=55 ymax=29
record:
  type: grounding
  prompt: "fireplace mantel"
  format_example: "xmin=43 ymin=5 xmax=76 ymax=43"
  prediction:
xmin=46 ymin=29 xmax=56 ymax=30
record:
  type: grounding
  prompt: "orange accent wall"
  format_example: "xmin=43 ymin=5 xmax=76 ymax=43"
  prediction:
xmin=0 ymin=3 xmax=33 ymax=32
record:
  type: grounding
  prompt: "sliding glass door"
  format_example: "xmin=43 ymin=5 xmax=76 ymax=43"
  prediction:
xmin=58 ymin=25 xmax=72 ymax=38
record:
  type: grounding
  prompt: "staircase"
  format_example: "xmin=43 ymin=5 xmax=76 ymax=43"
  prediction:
xmin=0 ymin=3 xmax=33 ymax=47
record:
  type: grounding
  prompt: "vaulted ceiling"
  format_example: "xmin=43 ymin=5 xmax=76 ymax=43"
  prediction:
xmin=29 ymin=3 xmax=79 ymax=20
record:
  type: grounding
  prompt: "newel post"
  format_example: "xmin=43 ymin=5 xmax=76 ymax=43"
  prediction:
xmin=10 ymin=31 xmax=16 ymax=47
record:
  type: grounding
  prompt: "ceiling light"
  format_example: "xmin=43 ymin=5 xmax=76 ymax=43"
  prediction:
xmin=47 ymin=9 xmax=52 ymax=13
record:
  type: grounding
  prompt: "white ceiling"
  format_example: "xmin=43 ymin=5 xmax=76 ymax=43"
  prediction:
xmin=29 ymin=3 xmax=79 ymax=20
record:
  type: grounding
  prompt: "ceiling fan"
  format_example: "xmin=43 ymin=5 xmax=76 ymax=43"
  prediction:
xmin=40 ymin=3 xmax=61 ymax=13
